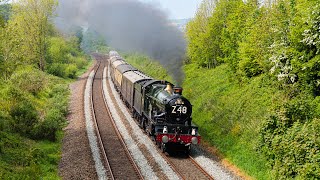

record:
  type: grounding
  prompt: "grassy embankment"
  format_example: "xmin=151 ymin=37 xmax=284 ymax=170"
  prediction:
xmin=0 ymin=60 xmax=92 ymax=179
xmin=125 ymin=53 xmax=280 ymax=179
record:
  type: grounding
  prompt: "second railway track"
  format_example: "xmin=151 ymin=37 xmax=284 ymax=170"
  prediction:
xmin=91 ymin=55 xmax=143 ymax=179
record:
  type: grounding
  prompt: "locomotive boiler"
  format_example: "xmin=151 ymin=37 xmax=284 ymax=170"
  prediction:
xmin=108 ymin=51 xmax=201 ymax=153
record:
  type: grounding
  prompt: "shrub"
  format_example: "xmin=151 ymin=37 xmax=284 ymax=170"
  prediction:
xmin=47 ymin=84 xmax=69 ymax=116
xmin=31 ymin=83 xmax=69 ymax=141
xmin=47 ymin=37 xmax=68 ymax=64
xmin=0 ymin=110 xmax=10 ymax=132
xmin=9 ymin=100 xmax=38 ymax=137
xmin=68 ymin=55 xmax=87 ymax=69
xmin=33 ymin=108 xmax=65 ymax=141
xmin=238 ymin=58 xmax=262 ymax=78
xmin=65 ymin=64 xmax=77 ymax=78
xmin=46 ymin=63 xmax=66 ymax=78
xmin=0 ymin=132 xmax=44 ymax=178
xmin=74 ymin=56 xmax=87 ymax=69
xmin=10 ymin=66 xmax=47 ymax=94
xmin=259 ymin=95 xmax=320 ymax=179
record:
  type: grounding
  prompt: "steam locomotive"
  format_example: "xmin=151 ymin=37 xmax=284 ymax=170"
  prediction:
xmin=108 ymin=51 xmax=201 ymax=153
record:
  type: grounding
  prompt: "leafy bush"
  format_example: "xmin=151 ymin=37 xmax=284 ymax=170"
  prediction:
xmin=238 ymin=58 xmax=262 ymax=78
xmin=68 ymin=54 xmax=87 ymax=69
xmin=259 ymin=95 xmax=320 ymax=179
xmin=10 ymin=66 xmax=47 ymax=94
xmin=47 ymin=37 xmax=69 ymax=64
xmin=46 ymin=63 xmax=66 ymax=78
xmin=47 ymin=84 xmax=69 ymax=116
xmin=32 ymin=109 xmax=63 ymax=141
xmin=47 ymin=62 xmax=81 ymax=78
xmin=65 ymin=64 xmax=77 ymax=78
xmin=0 ymin=110 xmax=11 ymax=132
xmin=9 ymin=100 xmax=39 ymax=137
xmin=31 ymin=83 xmax=69 ymax=141
xmin=0 ymin=132 xmax=46 ymax=179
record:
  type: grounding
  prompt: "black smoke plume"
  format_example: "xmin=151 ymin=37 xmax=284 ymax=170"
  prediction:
xmin=56 ymin=0 xmax=186 ymax=85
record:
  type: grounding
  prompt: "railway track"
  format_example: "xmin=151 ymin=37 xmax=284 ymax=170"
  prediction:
xmin=158 ymin=149 xmax=214 ymax=179
xmin=90 ymin=55 xmax=143 ymax=179
xmin=96 ymin=54 xmax=215 ymax=180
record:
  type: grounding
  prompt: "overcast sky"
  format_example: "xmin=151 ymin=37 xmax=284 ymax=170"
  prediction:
xmin=139 ymin=0 xmax=203 ymax=19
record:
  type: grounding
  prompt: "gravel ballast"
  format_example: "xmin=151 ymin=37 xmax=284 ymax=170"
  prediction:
xmin=84 ymin=70 xmax=107 ymax=179
xmin=59 ymin=66 xmax=99 ymax=179
xmin=103 ymin=67 xmax=159 ymax=179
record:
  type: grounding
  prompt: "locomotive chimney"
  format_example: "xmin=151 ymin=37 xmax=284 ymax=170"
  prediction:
xmin=173 ymin=87 xmax=183 ymax=95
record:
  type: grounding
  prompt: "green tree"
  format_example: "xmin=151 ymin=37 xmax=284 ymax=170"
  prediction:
xmin=219 ymin=0 xmax=253 ymax=71
xmin=8 ymin=0 xmax=57 ymax=71
xmin=0 ymin=21 xmax=25 ymax=80
xmin=186 ymin=0 xmax=216 ymax=68
xmin=238 ymin=2 xmax=274 ymax=77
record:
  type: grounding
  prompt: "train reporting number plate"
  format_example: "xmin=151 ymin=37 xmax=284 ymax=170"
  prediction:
xmin=172 ymin=105 xmax=187 ymax=114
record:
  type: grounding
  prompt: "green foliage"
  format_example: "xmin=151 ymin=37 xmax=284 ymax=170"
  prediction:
xmin=10 ymin=66 xmax=47 ymax=94
xmin=30 ymin=83 xmax=69 ymax=142
xmin=187 ymin=1 xmax=320 ymax=178
xmin=0 ymin=3 xmax=11 ymax=22
xmin=47 ymin=83 xmax=69 ymax=117
xmin=0 ymin=110 xmax=6 ymax=131
xmin=0 ymin=0 xmax=89 ymax=177
xmin=69 ymin=55 xmax=88 ymax=69
xmin=0 ymin=132 xmax=33 ymax=166
xmin=186 ymin=0 xmax=256 ymax=69
xmin=0 ymin=131 xmax=61 ymax=179
xmin=47 ymin=37 xmax=69 ymax=64
xmin=259 ymin=95 xmax=320 ymax=179
xmin=33 ymin=109 xmax=62 ymax=141
xmin=238 ymin=5 xmax=274 ymax=77
xmin=9 ymin=100 xmax=39 ymax=137
xmin=238 ymin=58 xmax=262 ymax=78
xmin=46 ymin=36 xmax=88 ymax=78
xmin=183 ymin=63 xmax=279 ymax=179
xmin=0 ymin=72 xmax=71 ymax=177
xmin=66 ymin=64 xmax=77 ymax=78
xmin=0 ymin=19 xmax=25 ymax=80
xmin=8 ymin=0 xmax=58 ymax=71
xmin=47 ymin=63 xmax=67 ymax=78
xmin=186 ymin=0 xmax=217 ymax=68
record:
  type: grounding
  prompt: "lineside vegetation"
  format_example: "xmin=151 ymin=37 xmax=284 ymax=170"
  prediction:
xmin=186 ymin=0 xmax=320 ymax=179
xmin=0 ymin=0 xmax=91 ymax=178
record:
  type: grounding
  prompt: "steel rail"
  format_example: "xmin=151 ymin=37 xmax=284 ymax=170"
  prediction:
xmin=189 ymin=155 xmax=214 ymax=180
xmin=90 ymin=60 xmax=115 ymax=180
xmin=101 ymin=59 xmax=144 ymax=179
